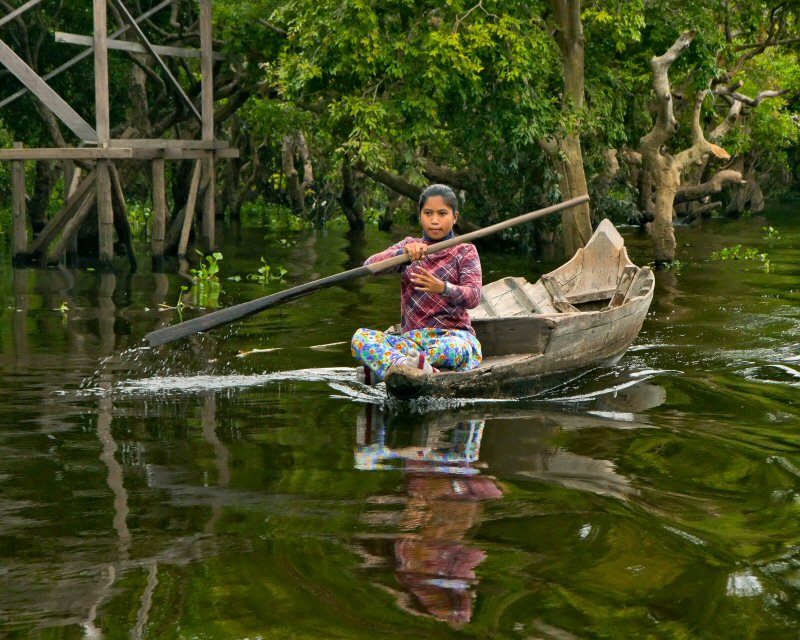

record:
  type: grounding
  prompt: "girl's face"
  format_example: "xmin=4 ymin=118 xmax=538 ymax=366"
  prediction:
xmin=420 ymin=195 xmax=457 ymax=240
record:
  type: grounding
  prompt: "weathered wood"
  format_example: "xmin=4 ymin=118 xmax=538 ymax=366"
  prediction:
xmin=200 ymin=0 xmax=214 ymax=141
xmin=109 ymin=139 xmax=230 ymax=149
xmin=568 ymin=288 xmax=616 ymax=304
xmin=199 ymin=30 xmax=217 ymax=245
xmin=607 ymin=265 xmax=638 ymax=308
xmin=93 ymin=0 xmax=110 ymax=142
xmin=0 ymin=147 xmax=133 ymax=160
xmin=96 ymin=161 xmax=114 ymax=268
xmin=472 ymin=316 xmax=555 ymax=357
xmin=0 ymin=0 xmax=43 ymax=29
xmin=542 ymin=275 xmax=580 ymax=313
xmin=109 ymin=0 xmax=202 ymax=123
xmin=29 ymin=170 xmax=97 ymax=255
xmin=119 ymin=147 xmax=239 ymax=160
xmin=200 ymin=0 xmax=216 ymax=252
xmin=110 ymin=164 xmax=137 ymax=270
xmin=55 ymin=31 xmax=224 ymax=61
xmin=0 ymin=39 xmax=97 ymax=141
xmin=178 ymin=160 xmax=203 ymax=257
xmin=623 ymin=266 xmax=654 ymax=305
xmin=0 ymin=0 xmax=175 ymax=110
xmin=151 ymin=159 xmax=167 ymax=261
xmin=11 ymin=142 xmax=27 ymax=260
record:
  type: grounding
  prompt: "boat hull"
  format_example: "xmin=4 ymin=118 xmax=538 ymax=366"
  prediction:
xmin=384 ymin=220 xmax=655 ymax=400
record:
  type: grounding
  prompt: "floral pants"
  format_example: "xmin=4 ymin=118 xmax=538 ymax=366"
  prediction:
xmin=351 ymin=327 xmax=482 ymax=381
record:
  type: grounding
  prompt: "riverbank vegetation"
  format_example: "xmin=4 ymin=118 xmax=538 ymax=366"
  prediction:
xmin=1 ymin=0 xmax=800 ymax=262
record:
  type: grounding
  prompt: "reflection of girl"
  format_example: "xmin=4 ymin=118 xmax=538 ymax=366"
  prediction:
xmin=351 ymin=184 xmax=483 ymax=383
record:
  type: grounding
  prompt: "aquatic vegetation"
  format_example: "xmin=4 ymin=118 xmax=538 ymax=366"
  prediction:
xmin=190 ymin=250 xmax=223 ymax=283
xmin=762 ymin=225 xmax=780 ymax=239
xmin=247 ymin=257 xmax=287 ymax=284
xmin=711 ymin=245 xmax=771 ymax=272
xmin=176 ymin=285 xmax=188 ymax=320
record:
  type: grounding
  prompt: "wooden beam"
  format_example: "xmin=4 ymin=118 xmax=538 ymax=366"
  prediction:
xmin=94 ymin=0 xmax=110 ymax=142
xmin=55 ymin=31 xmax=224 ymax=61
xmin=0 ymin=0 xmax=175 ymax=110
xmin=0 ymin=147 xmax=133 ymax=160
xmin=109 ymin=0 xmax=202 ymax=123
xmin=108 ymin=138 xmax=229 ymax=149
xmin=29 ymin=170 xmax=97 ymax=255
xmin=541 ymin=275 xmax=579 ymax=313
xmin=0 ymin=38 xmax=97 ymax=141
xmin=11 ymin=142 xmax=27 ymax=259
xmin=97 ymin=161 xmax=115 ymax=268
xmin=151 ymin=158 xmax=167 ymax=261
xmin=200 ymin=0 xmax=216 ymax=252
xmin=0 ymin=0 xmax=43 ymax=29
xmin=121 ymin=147 xmax=238 ymax=160
xmin=178 ymin=160 xmax=202 ymax=257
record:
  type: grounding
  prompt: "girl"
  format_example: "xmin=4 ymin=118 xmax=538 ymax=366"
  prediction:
xmin=351 ymin=184 xmax=482 ymax=383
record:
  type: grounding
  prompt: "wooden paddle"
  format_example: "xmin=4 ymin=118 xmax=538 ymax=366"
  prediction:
xmin=145 ymin=194 xmax=589 ymax=347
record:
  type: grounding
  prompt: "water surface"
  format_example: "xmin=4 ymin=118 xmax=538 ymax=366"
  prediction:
xmin=1 ymin=210 xmax=798 ymax=638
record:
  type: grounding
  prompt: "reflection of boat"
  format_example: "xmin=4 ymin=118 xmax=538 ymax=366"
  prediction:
xmin=352 ymin=380 xmax=664 ymax=625
xmin=385 ymin=220 xmax=655 ymax=399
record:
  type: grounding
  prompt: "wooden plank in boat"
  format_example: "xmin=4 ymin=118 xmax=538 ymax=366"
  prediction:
xmin=607 ymin=265 xmax=638 ymax=308
xmin=542 ymin=275 xmax=579 ymax=313
xmin=473 ymin=316 xmax=555 ymax=356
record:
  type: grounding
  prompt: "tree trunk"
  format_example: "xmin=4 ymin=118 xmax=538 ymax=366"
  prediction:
xmin=339 ymin=158 xmax=365 ymax=232
xmin=551 ymin=134 xmax=593 ymax=256
xmin=638 ymin=31 xmax=696 ymax=262
xmin=546 ymin=0 xmax=593 ymax=257
xmin=280 ymin=132 xmax=315 ymax=218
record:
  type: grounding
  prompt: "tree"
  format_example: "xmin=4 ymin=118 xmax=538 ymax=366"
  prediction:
xmin=542 ymin=0 xmax=593 ymax=257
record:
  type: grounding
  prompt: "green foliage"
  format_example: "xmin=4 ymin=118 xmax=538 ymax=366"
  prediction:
xmin=127 ymin=202 xmax=152 ymax=239
xmin=762 ymin=226 xmax=780 ymax=239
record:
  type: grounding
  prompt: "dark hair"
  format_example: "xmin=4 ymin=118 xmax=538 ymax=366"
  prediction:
xmin=418 ymin=183 xmax=459 ymax=214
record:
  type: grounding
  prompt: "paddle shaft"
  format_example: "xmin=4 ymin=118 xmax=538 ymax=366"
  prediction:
xmin=145 ymin=194 xmax=589 ymax=347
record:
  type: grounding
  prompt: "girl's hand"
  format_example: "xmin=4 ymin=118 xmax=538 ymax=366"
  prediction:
xmin=411 ymin=268 xmax=446 ymax=294
xmin=404 ymin=242 xmax=428 ymax=261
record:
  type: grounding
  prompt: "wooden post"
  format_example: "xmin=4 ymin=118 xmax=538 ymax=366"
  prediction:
xmin=12 ymin=141 xmax=28 ymax=264
xmin=178 ymin=159 xmax=203 ymax=257
xmin=200 ymin=0 xmax=215 ymax=252
xmin=151 ymin=158 xmax=167 ymax=268
xmin=94 ymin=0 xmax=114 ymax=268
xmin=97 ymin=163 xmax=114 ymax=268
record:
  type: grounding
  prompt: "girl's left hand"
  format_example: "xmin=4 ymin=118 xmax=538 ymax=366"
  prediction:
xmin=411 ymin=268 xmax=445 ymax=294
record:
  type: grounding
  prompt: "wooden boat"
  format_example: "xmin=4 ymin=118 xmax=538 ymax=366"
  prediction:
xmin=384 ymin=219 xmax=655 ymax=400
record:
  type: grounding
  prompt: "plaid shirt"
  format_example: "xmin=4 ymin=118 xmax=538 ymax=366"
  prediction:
xmin=365 ymin=236 xmax=482 ymax=335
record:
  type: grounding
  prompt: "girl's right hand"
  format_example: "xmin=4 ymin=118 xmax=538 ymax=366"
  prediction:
xmin=404 ymin=242 xmax=428 ymax=261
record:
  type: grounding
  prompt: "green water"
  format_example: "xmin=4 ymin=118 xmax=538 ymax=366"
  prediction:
xmin=0 ymin=209 xmax=798 ymax=639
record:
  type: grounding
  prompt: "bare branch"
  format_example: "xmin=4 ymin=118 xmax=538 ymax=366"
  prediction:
xmin=675 ymin=169 xmax=745 ymax=204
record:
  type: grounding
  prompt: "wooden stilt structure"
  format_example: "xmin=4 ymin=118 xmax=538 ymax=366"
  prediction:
xmin=0 ymin=0 xmax=237 ymax=269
